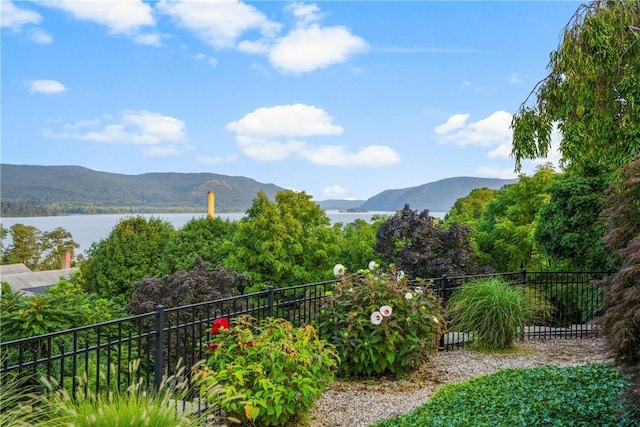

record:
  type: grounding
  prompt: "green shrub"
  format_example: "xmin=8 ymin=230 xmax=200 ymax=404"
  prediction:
xmin=373 ymin=363 xmax=636 ymax=426
xmin=199 ymin=315 xmax=339 ymax=426
xmin=445 ymin=277 xmax=551 ymax=350
xmin=317 ymin=265 xmax=445 ymax=378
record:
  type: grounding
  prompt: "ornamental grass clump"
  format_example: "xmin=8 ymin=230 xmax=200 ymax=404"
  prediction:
xmin=39 ymin=359 xmax=228 ymax=427
xmin=317 ymin=264 xmax=445 ymax=378
xmin=199 ymin=315 xmax=339 ymax=426
xmin=445 ymin=277 xmax=551 ymax=351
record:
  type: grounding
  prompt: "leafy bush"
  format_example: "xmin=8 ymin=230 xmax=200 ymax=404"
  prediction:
xmin=1 ymin=278 xmax=121 ymax=342
xmin=373 ymin=363 xmax=636 ymax=426
xmin=198 ymin=315 xmax=339 ymax=426
xmin=316 ymin=265 xmax=445 ymax=378
xmin=445 ymin=277 xmax=551 ymax=350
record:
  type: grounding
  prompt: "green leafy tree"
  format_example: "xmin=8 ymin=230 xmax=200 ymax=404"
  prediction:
xmin=0 ymin=224 xmax=7 ymax=259
xmin=80 ymin=215 xmax=175 ymax=304
xmin=512 ymin=0 xmax=640 ymax=174
xmin=445 ymin=187 xmax=498 ymax=230
xmin=476 ymin=165 xmax=557 ymax=271
xmin=374 ymin=205 xmax=477 ymax=279
xmin=535 ymin=162 xmax=614 ymax=270
xmin=40 ymin=227 xmax=79 ymax=269
xmin=159 ymin=216 xmax=237 ymax=275
xmin=3 ymin=223 xmax=41 ymax=269
xmin=336 ymin=217 xmax=386 ymax=272
xmin=226 ymin=190 xmax=341 ymax=291
xmin=2 ymin=224 xmax=79 ymax=270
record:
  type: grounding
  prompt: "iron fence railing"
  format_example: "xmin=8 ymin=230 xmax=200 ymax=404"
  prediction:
xmin=431 ymin=270 xmax=607 ymax=349
xmin=1 ymin=272 xmax=607 ymax=395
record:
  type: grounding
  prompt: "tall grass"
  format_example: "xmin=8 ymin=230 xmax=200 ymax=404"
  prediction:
xmin=1 ymin=359 xmax=238 ymax=427
xmin=445 ymin=277 xmax=551 ymax=350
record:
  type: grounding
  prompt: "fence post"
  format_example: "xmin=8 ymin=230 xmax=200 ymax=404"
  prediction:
xmin=154 ymin=304 xmax=164 ymax=392
xmin=440 ymin=275 xmax=448 ymax=301
xmin=520 ymin=269 xmax=527 ymax=284
xmin=267 ymin=286 xmax=275 ymax=317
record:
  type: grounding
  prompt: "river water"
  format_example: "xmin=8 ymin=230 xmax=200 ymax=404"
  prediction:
xmin=1 ymin=211 xmax=448 ymax=255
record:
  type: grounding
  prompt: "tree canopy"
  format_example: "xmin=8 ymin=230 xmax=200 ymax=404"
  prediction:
xmin=535 ymin=162 xmax=614 ymax=271
xmin=226 ymin=190 xmax=341 ymax=291
xmin=80 ymin=216 xmax=175 ymax=304
xmin=476 ymin=165 xmax=557 ymax=271
xmin=374 ymin=205 xmax=477 ymax=279
xmin=512 ymin=0 xmax=640 ymax=174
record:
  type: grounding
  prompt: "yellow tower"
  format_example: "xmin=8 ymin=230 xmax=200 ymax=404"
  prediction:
xmin=208 ymin=191 xmax=215 ymax=218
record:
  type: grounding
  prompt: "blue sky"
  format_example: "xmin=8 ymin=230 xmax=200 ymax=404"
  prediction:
xmin=2 ymin=0 xmax=579 ymax=201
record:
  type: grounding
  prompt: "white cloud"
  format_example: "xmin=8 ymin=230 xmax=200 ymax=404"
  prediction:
xmin=134 ymin=32 xmax=162 ymax=46
xmin=45 ymin=0 xmax=154 ymax=34
xmin=227 ymin=104 xmax=399 ymax=166
xmin=434 ymin=113 xmax=470 ymax=134
xmin=287 ymin=2 xmax=323 ymax=27
xmin=435 ymin=110 xmax=512 ymax=147
xmin=1 ymin=1 xmax=41 ymax=30
xmin=30 ymin=80 xmax=67 ymax=94
xmin=269 ymin=24 xmax=368 ymax=73
xmin=227 ymin=104 xmax=343 ymax=138
xmin=28 ymin=28 xmax=52 ymax=44
xmin=157 ymin=0 xmax=281 ymax=49
xmin=323 ymin=184 xmax=347 ymax=198
xmin=43 ymin=110 xmax=190 ymax=156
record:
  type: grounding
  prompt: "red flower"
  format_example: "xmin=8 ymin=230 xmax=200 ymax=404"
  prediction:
xmin=244 ymin=341 xmax=254 ymax=347
xmin=208 ymin=343 xmax=218 ymax=351
xmin=211 ymin=317 xmax=230 ymax=335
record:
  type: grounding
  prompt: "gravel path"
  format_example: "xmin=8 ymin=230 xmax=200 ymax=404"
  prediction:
xmin=306 ymin=338 xmax=614 ymax=427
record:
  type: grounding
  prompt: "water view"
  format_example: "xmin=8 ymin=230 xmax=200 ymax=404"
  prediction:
xmin=1 ymin=211 xmax=448 ymax=255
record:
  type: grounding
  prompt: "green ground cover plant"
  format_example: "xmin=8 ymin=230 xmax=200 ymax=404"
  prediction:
xmin=445 ymin=277 xmax=551 ymax=350
xmin=317 ymin=264 xmax=445 ymax=378
xmin=373 ymin=363 xmax=635 ymax=427
xmin=199 ymin=315 xmax=339 ymax=426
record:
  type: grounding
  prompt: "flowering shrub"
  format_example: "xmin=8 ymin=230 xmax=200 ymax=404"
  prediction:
xmin=317 ymin=265 xmax=445 ymax=378
xmin=198 ymin=315 xmax=339 ymax=426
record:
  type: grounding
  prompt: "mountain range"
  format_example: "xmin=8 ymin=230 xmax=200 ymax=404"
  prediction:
xmin=0 ymin=164 xmax=514 ymax=216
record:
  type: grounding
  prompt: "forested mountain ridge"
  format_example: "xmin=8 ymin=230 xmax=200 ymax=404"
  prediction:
xmin=359 ymin=177 xmax=515 ymax=212
xmin=1 ymin=164 xmax=515 ymax=216
xmin=1 ymin=164 xmax=284 ymax=216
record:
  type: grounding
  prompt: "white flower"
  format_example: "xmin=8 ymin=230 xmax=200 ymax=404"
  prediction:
xmin=433 ymin=316 xmax=439 ymax=324
xmin=368 ymin=261 xmax=378 ymax=270
xmin=396 ymin=270 xmax=405 ymax=281
xmin=370 ymin=311 xmax=383 ymax=325
xmin=405 ymin=292 xmax=413 ymax=300
xmin=333 ymin=264 xmax=346 ymax=277
xmin=415 ymin=286 xmax=423 ymax=295
xmin=380 ymin=305 xmax=392 ymax=317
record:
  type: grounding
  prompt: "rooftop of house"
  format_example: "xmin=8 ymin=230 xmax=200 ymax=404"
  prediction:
xmin=0 ymin=263 xmax=77 ymax=296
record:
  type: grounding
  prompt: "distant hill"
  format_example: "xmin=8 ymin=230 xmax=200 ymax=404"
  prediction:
xmin=1 ymin=164 xmax=516 ymax=217
xmin=315 ymin=199 xmax=366 ymax=211
xmin=359 ymin=177 xmax=516 ymax=212
xmin=1 ymin=164 xmax=284 ymax=216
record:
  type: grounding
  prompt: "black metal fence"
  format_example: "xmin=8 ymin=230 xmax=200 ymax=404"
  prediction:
xmin=0 ymin=280 xmax=334 ymax=398
xmin=434 ymin=270 xmax=607 ymax=349
xmin=0 ymin=271 xmax=607 ymax=396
